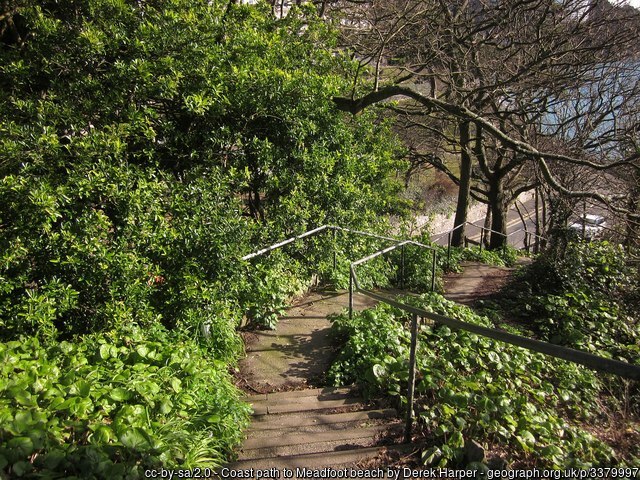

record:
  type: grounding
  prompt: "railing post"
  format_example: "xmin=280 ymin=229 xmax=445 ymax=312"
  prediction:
xmin=447 ymin=232 xmax=452 ymax=270
xmin=400 ymin=244 xmax=405 ymax=289
xmin=404 ymin=313 xmax=419 ymax=443
xmin=349 ymin=268 xmax=354 ymax=320
xmin=431 ymin=250 xmax=437 ymax=292
xmin=479 ymin=228 xmax=484 ymax=252
xmin=332 ymin=228 xmax=337 ymax=271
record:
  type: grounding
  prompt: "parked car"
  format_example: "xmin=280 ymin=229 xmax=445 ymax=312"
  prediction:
xmin=568 ymin=214 xmax=606 ymax=239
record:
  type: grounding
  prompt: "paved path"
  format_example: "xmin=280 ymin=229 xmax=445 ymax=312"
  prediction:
xmin=232 ymin=290 xmax=409 ymax=472
xmin=240 ymin=290 xmax=377 ymax=391
xmin=443 ymin=261 xmax=515 ymax=305
xmin=240 ymin=264 xmax=521 ymax=391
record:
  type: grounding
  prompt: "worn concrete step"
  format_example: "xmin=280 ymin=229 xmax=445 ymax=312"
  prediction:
xmin=247 ymin=390 xmax=367 ymax=415
xmin=244 ymin=386 xmax=359 ymax=404
xmin=239 ymin=423 xmax=400 ymax=460
xmin=226 ymin=444 xmax=415 ymax=472
xmin=249 ymin=408 xmax=397 ymax=432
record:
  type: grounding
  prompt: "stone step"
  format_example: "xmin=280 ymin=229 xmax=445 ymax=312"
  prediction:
xmin=243 ymin=423 xmax=398 ymax=451
xmin=245 ymin=386 xmax=358 ymax=403
xmin=246 ymin=387 xmax=367 ymax=416
xmin=252 ymin=396 xmax=366 ymax=415
xmin=225 ymin=444 xmax=415 ymax=472
xmin=249 ymin=408 xmax=397 ymax=433
xmin=238 ymin=424 xmax=401 ymax=460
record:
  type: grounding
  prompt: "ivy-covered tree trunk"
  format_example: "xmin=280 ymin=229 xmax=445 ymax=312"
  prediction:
xmin=451 ymin=121 xmax=472 ymax=247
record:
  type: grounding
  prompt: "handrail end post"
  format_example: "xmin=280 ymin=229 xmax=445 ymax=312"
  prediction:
xmin=400 ymin=244 xmax=405 ymax=290
xmin=404 ymin=313 xmax=419 ymax=444
xmin=333 ymin=228 xmax=337 ymax=271
xmin=349 ymin=268 xmax=354 ymax=320
xmin=431 ymin=250 xmax=437 ymax=292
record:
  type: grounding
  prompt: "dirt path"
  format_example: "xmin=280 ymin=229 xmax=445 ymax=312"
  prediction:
xmin=443 ymin=261 xmax=515 ymax=305
xmin=239 ymin=290 xmax=377 ymax=392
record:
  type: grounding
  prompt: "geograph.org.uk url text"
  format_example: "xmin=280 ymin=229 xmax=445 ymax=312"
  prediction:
xmin=484 ymin=467 xmax=639 ymax=479
xmin=144 ymin=467 xmax=640 ymax=480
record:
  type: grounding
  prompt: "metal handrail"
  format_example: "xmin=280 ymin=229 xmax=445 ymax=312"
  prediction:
xmin=241 ymin=225 xmax=332 ymax=260
xmin=431 ymin=222 xmax=464 ymax=242
xmin=435 ymin=221 xmax=547 ymax=251
xmin=331 ymin=225 xmax=401 ymax=244
xmin=347 ymin=254 xmax=640 ymax=380
xmin=352 ymin=288 xmax=640 ymax=381
xmin=506 ymin=226 xmax=546 ymax=242
xmin=436 ymin=221 xmax=547 ymax=243
xmin=435 ymin=221 xmax=548 ymax=264
xmin=241 ymin=224 xmax=402 ymax=261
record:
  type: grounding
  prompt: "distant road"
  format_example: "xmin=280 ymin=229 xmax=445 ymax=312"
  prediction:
xmin=432 ymin=197 xmax=542 ymax=249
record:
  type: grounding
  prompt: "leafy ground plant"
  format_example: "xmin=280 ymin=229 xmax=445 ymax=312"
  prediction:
xmin=329 ymin=294 xmax=637 ymax=469
xmin=0 ymin=327 xmax=250 ymax=479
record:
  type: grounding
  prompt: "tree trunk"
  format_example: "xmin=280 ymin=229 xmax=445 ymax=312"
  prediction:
xmin=534 ymin=187 xmax=541 ymax=253
xmin=541 ymin=188 xmax=548 ymax=251
xmin=451 ymin=121 xmax=472 ymax=247
xmin=317 ymin=0 xmax=328 ymax=17
xmin=488 ymin=176 xmax=508 ymax=250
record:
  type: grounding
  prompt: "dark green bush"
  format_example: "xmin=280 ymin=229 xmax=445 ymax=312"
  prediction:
xmin=445 ymin=245 xmax=519 ymax=271
xmin=504 ymin=242 xmax=639 ymax=365
xmin=0 ymin=0 xmax=408 ymax=476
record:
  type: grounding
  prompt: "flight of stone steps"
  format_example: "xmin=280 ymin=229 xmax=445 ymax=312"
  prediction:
xmin=225 ymin=386 xmax=412 ymax=473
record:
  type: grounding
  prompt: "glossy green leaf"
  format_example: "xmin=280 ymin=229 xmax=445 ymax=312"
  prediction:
xmin=170 ymin=377 xmax=182 ymax=393
xmin=7 ymin=437 xmax=34 ymax=456
xmin=109 ymin=388 xmax=132 ymax=402
xmin=119 ymin=427 xmax=151 ymax=451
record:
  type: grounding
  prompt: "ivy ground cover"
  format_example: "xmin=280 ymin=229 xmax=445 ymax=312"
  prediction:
xmin=329 ymin=293 xmax=638 ymax=469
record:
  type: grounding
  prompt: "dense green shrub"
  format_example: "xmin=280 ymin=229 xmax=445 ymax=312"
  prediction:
xmin=0 ymin=0 xmax=407 ymax=475
xmin=445 ymin=245 xmax=519 ymax=271
xmin=0 ymin=165 xmax=249 ymax=358
xmin=329 ymin=294 xmax=634 ymax=469
xmin=522 ymin=241 xmax=635 ymax=297
xmin=0 ymin=0 xmax=406 ymax=338
xmin=241 ymin=251 xmax=310 ymax=329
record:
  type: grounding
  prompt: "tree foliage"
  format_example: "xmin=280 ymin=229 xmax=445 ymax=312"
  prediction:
xmin=0 ymin=0 xmax=405 ymax=341
xmin=330 ymin=0 xmax=640 ymax=248
xmin=0 ymin=0 xmax=406 ymax=476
